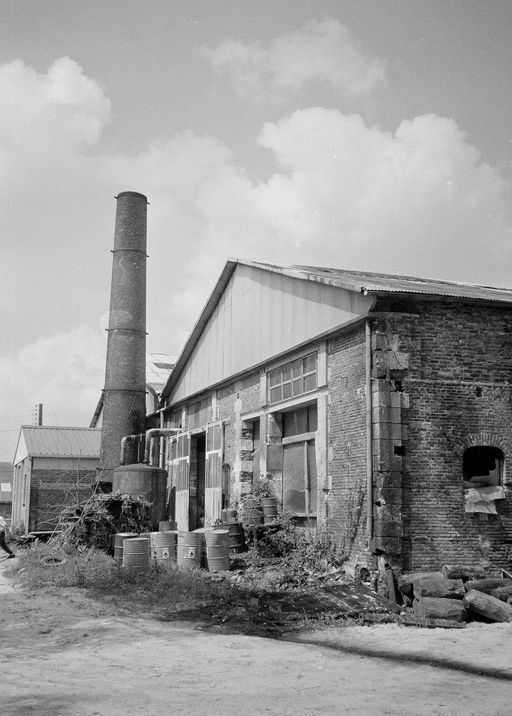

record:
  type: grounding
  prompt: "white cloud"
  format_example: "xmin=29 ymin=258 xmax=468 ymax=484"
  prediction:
xmin=0 ymin=57 xmax=110 ymax=154
xmin=199 ymin=18 xmax=386 ymax=102
xmin=1 ymin=57 xmax=511 ymax=458
xmin=0 ymin=326 xmax=106 ymax=461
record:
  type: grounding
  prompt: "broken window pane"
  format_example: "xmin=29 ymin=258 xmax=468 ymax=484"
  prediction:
xmin=463 ymin=446 xmax=503 ymax=488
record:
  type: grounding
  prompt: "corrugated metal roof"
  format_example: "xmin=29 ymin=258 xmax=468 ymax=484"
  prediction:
xmin=160 ymin=259 xmax=512 ymax=403
xmin=254 ymin=262 xmax=512 ymax=303
xmin=20 ymin=426 xmax=101 ymax=458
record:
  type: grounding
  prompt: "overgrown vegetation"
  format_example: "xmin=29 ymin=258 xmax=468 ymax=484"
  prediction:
xmin=250 ymin=511 xmax=347 ymax=572
xmin=9 ymin=540 xmax=240 ymax=615
xmin=6 ymin=513 xmax=365 ymax=632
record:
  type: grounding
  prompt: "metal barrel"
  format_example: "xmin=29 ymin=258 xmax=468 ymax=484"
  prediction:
xmin=205 ymin=530 xmax=230 ymax=572
xmin=177 ymin=531 xmax=204 ymax=570
xmin=261 ymin=497 xmax=278 ymax=525
xmin=216 ymin=522 xmax=246 ymax=553
xmin=220 ymin=508 xmax=238 ymax=524
xmin=149 ymin=531 xmax=177 ymax=563
xmin=122 ymin=537 xmax=150 ymax=575
xmin=113 ymin=532 xmax=138 ymax=563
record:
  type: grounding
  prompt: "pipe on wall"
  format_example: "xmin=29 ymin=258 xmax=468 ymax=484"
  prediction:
xmin=120 ymin=434 xmax=145 ymax=466
xmin=144 ymin=428 xmax=181 ymax=467
xmin=365 ymin=318 xmax=373 ymax=545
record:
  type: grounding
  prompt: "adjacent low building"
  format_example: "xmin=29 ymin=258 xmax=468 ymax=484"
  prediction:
xmin=156 ymin=259 xmax=512 ymax=573
xmin=0 ymin=462 xmax=13 ymax=523
xmin=11 ymin=426 xmax=101 ymax=532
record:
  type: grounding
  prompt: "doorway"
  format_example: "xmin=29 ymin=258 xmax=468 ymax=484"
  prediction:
xmin=189 ymin=432 xmax=206 ymax=529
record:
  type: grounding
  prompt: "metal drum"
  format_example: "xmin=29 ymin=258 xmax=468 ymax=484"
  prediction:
xmin=205 ymin=529 xmax=230 ymax=572
xmin=114 ymin=532 xmax=138 ymax=563
xmin=261 ymin=497 xmax=278 ymax=525
xmin=177 ymin=531 xmax=204 ymax=570
xmin=122 ymin=536 xmax=150 ymax=575
xmin=215 ymin=522 xmax=246 ymax=553
xmin=149 ymin=531 xmax=177 ymax=563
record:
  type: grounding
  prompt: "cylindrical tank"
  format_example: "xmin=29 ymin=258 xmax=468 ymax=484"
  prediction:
xmin=99 ymin=191 xmax=148 ymax=486
xmin=112 ymin=463 xmax=167 ymax=529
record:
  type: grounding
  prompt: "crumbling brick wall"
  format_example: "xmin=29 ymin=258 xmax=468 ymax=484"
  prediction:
xmin=376 ymin=297 xmax=512 ymax=572
xmin=327 ymin=324 xmax=369 ymax=564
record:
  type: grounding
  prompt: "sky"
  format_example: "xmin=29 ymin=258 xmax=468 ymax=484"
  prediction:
xmin=1 ymin=0 xmax=511 ymax=461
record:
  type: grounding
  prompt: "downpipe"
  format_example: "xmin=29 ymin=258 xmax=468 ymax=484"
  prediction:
xmin=365 ymin=318 xmax=373 ymax=546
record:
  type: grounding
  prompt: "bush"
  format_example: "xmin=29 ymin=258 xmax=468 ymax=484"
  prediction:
xmin=257 ymin=511 xmax=347 ymax=574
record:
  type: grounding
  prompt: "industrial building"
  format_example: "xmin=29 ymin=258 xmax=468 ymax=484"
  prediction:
xmin=11 ymin=426 xmax=101 ymax=532
xmin=155 ymin=259 xmax=512 ymax=574
xmin=0 ymin=462 xmax=13 ymax=523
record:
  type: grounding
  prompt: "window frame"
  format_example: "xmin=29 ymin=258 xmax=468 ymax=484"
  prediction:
xmin=267 ymin=352 xmax=318 ymax=405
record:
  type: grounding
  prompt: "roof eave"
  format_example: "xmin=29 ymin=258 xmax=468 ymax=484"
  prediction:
xmin=160 ymin=259 xmax=239 ymax=401
xmin=363 ymin=288 xmax=512 ymax=304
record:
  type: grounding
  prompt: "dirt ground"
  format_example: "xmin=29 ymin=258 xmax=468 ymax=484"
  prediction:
xmin=2 ymin=556 xmax=512 ymax=716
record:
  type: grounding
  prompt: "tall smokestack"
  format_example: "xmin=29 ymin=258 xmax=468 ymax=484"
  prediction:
xmin=99 ymin=191 xmax=148 ymax=486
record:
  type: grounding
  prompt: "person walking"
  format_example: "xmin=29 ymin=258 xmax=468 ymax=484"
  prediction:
xmin=0 ymin=515 xmax=15 ymax=558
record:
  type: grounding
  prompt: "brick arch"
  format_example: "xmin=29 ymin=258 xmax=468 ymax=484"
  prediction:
xmin=463 ymin=432 xmax=508 ymax=452
xmin=453 ymin=432 xmax=510 ymax=458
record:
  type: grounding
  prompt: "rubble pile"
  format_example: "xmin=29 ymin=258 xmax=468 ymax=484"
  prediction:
xmin=397 ymin=564 xmax=512 ymax=627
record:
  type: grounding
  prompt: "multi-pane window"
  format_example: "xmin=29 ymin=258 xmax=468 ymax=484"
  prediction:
xmin=268 ymin=353 xmax=317 ymax=404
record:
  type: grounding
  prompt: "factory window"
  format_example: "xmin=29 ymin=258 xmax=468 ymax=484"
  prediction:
xmin=268 ymin=353 xmax=317 ymax=404
xmin=463 ymin=446 xmax=504 ymax=488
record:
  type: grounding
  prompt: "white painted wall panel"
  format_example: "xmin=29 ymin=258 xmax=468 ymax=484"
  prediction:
xmin=170 ymin=264 xmax=372 ymax=404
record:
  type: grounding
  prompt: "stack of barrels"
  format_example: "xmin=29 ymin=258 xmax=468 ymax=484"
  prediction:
xmin=114 ymin=524 xmax=179 ymax=575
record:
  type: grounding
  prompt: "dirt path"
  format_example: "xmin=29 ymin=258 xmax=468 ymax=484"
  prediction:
xmin=2 ymin=558 xmax=512 ymax=715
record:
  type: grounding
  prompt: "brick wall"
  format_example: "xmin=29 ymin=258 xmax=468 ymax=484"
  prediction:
xmin=327 ymin=324 xmax=369 ymax=563
xmin=218 ymin=372 xmax=261 ymax=499
xmin=29 ymin=469 xmax=95 ymax=530
xmin=376 ymin=297 xmax=512 ymax=572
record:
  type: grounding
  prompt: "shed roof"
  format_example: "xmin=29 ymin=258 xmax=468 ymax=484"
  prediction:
xmin=253 ymin=261 xmax=512 ymax=303
xmin=160 ymin=259 xmax=512 ymax=402
xmin=16 ymin=426 xmax=101 ymax=460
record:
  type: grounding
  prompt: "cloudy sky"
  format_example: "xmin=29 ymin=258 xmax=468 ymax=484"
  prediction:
xmin=1 ymin=0 xmax=511 ymax=460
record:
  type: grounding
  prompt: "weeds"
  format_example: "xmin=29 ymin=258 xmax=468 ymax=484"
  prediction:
xmin=9 ymin=540 xmax=243 ymax=616
xmin=252 ymin=511 xmax=347 ymax=574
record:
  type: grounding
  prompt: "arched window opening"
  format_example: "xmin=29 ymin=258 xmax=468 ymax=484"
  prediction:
xmin=463 ymin=446 xmax=504 ymax=489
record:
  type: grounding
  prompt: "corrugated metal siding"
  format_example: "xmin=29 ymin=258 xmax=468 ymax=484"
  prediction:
xmin=170 ymin=263 xmax=373 ymax=404
xmin=20 ymin=427 xmax=101 ymax=458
